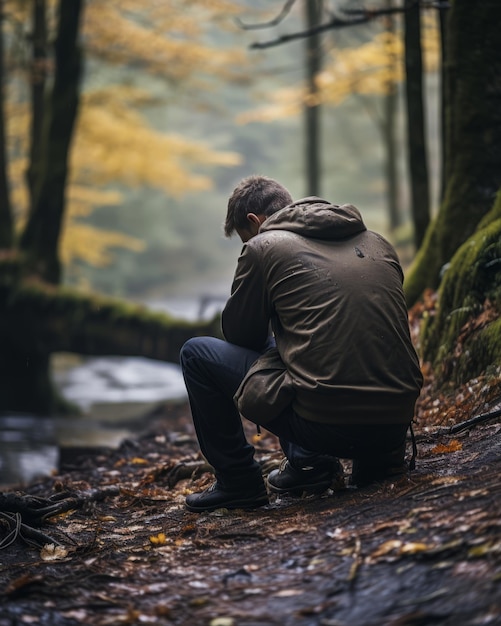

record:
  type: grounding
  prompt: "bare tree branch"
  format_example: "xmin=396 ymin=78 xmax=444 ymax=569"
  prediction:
xmin=250 ymin=6 xmax=404 ymax=50
xmin=248 ymin=1 xmax=449 ymax=50
xmin=237 ymin=0 xmax=298 ymax=30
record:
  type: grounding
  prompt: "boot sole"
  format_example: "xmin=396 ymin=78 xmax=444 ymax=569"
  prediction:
xmin=185 ymin=495 xmax=269 ymax=513
xmin=267 ymin=479 xmax=333 ymax=496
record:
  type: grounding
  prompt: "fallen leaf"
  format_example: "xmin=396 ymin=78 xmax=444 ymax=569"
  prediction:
xmin=40 ymin=544 xmax=68 ymax=561
xmin=4 ymin=573 xmax=44 ymax=596
xmin=468 ymin=539 xmax=501 ymax=557
xmin=149 ymin=532 xmax=167 ymax=545
xmin=400 ymin=542 xmax=431 ymax=554
xmin=131 ymin=457 xmax=149 ymax=465
xmin=210 ymin=618 xmax=236 ymax=626
xmin=273 ymin=589 xmax=304 ymax=597
xmin=370 ymin=540 xmax=432 ymax=559
xmin=430 ymin=440 xmax=463 ymax=454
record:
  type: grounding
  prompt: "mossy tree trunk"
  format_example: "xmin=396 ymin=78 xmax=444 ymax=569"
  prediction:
xmin=419 ymin=191 xmax=501 ymax=386
xmin=404 ymin=0 xmax=501 ymax=307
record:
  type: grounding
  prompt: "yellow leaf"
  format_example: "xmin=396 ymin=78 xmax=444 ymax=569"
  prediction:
xmin=371 ymin=540 xmax=432 ymax=559
xmin=400 ymin=542 xmax=431 ymax=555
xmin=149 ymin=533 xmax=167 ymax=545
xmin=131 ymin=457 xmax=149 ymax=465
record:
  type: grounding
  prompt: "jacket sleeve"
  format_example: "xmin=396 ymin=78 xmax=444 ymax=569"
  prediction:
xmin=221 ymin=243 xmax=270 ymax=351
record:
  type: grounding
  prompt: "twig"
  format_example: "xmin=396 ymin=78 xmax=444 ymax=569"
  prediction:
xmin=236 ymin=0 xmax=297 ymax=30
xmin=348 ymin=536 xmax=362 ymax=586
xmin=447 ymin=407 xmax=501 ymax=434
xmin=249 ymin=5 xmax=408 ymax=50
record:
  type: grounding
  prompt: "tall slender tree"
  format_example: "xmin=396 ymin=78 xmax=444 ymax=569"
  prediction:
xmin=304 ymin=0 xmax=323 ymax=196
xmin=382 ymin=0 xmax=400 ymax=231
xmin=26 ymin=0 xmax=48 ymax=212
xmin=0 ymin=0 xmax=13 ymax=248
xmin=404 ymin=0 xmax=430 ymax=247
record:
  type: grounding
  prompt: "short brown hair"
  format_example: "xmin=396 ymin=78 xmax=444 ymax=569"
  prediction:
xmin=224 ymin=175 xmax=293 ymax=237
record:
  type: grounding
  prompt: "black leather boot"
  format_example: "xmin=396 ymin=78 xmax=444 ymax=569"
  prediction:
xmin=267 ymin=458 xmax=345 ymax=496
xmin=185 ymin=481 xmax=269 ymax=513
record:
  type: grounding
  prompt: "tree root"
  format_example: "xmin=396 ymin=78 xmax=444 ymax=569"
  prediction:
xmin=0 ymin=486 xmax=120 ymax=549
xmin=166 ymin=461 xmax=213 ymax=488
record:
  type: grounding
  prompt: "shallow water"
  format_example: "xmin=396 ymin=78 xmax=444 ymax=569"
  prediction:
xmin=0 ymin=356 xmax=188 ymax=488
xmin=0 ymin=293 xmax=225 ymax=488
xmin=0 ymin=415 xmax=59 ymax=487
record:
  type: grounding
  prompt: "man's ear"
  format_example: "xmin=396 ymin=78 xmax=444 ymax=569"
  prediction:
xmin=246 ymin=213 xmax=266 ymax=227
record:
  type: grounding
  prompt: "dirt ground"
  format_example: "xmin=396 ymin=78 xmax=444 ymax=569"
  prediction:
xmin=1 ymin=393 xmax=500 ymax=626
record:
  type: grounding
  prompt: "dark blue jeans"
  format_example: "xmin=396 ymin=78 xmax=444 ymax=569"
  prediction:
xmin=180 ymin=337 xmax=408 ymax=489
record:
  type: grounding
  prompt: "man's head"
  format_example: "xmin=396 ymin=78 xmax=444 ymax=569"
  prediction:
xmin=224 ymin=175 xmax=293 ymax=242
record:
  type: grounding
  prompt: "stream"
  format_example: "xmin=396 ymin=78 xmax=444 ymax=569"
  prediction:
xmin=0 ymin=291 xmax=227 ymax=488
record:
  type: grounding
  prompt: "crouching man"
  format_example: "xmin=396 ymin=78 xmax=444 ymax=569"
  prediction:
xmin=180 ymin=175 xmax=422 ymax=513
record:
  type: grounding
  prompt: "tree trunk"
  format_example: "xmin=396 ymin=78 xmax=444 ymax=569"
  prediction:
xmin=304 ymin=0 xmax=323 ymax=196
xmin=19 ymin=0 xmax=83 ymax=284
xmin=438 ymin=1 xmax=448 ymax=203
xmin=383 ymin=2 xmax=400 ymax=231
xmin=403 ymin=0 xmax=430 ymax=248
xmin=404 ymin=0 xmax=501 ymax=306
xmin=0 ymin=0 xmax=13 ymax=248
xmin=26 ymin=0 xmax=48 ymax=212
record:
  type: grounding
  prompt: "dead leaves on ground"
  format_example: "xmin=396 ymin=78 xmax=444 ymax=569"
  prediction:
xmin=430 ymin=439 xmax=463 ymax=454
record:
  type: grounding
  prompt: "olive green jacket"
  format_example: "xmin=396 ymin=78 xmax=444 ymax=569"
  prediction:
xmin=223 ymin=198 xmax=423 ymax=425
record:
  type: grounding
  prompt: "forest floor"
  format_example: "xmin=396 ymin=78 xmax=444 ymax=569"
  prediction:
xmin=0 ymin=391 xmax=500 ymax=626
xmin=1 ymin=294 xmax=501 ymax=626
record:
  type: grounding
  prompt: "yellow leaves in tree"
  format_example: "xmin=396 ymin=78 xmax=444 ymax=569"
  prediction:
xmin=61 ymin=224 xmax=145 ymax=269
xmin=238 ymin=86 xmax=306 ymax=124
xmin=74 ymin=87 xmax=241 ymax=198
xmin=317 ymin=32 xmax=405 ymax=104
xmin=240 ymin=15 xmax=440 ymax=124
xmin=83 ymin=0 xmax=246 ymax=82
xmin=238 ymin=32 xmax=404 ymax=124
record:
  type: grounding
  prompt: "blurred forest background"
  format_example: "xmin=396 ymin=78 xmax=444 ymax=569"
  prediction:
xmin=2 ymin=0 xmax=440 ymax=299
xmin=1 ymin=0 xmax=500 ymax=420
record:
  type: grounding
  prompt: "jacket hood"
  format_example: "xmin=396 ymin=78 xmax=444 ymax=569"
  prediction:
xmin=259 ymin=197 xmax=366 ymax=240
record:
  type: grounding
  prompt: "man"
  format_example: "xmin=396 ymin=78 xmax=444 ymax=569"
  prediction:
xmin=180 ymin=175 xmax=423 ymax=513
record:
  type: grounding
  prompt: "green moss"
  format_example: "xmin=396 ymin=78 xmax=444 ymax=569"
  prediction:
xmin=421 ymin=216 xmax=501 ymax=384
xmin=453 ymin=318 xmax=501 ymax=385
xmin=477 ymin=187 xmax=501 ymax=231
xmin=10 ymin=279 xmax=200 ymax=329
